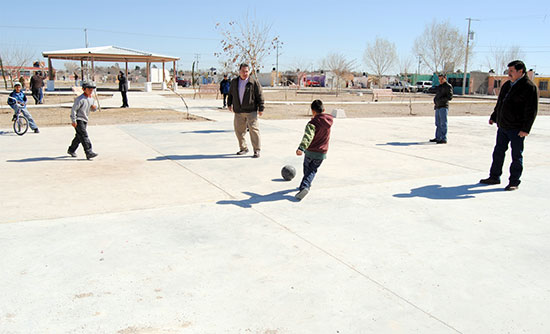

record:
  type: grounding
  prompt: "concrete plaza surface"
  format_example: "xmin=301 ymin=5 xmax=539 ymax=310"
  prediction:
xmin=1 ymin=92 xmax=549 ymax=333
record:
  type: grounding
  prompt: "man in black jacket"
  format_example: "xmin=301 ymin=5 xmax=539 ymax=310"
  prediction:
xmin=118 ymin=71 xmax=129 ymax=108
xmin=430 ymin=74 xmax=453 ymax=144
xmin=480 ymin=60 xmax=538 ymax=191
xmin=227 ymin=63 xmax=265 ymax=158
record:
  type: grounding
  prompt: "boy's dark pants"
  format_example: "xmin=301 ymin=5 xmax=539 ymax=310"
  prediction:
xmin=299 ymin=156 xmax=323 ymax=190
xmin=223 ymin=93 xmax=228 ymax=107
xmin=69 ymin=120 xmax=93 ymax=155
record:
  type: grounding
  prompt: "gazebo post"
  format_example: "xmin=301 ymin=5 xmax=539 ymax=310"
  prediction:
xmin=125 ymin=61 xmax=129 ymax=90
xmin=173 ymin=60 xmax=177 ymax=91
xmin=46 ymin=57 xmax=55 ymax=91
xmin=162 ymin=62 xmax=166 ymax=90
xmin=145 ymin=61 xmax=151 ymax=92
xmin=80 ymin=60 xmax=84 ymax=85
xmin=91 ymin=58 xmax=95 ymax=82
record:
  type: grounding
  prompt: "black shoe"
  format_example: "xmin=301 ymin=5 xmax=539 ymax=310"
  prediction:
xmin=436 ymin=139 xmax=447 ymax=144
xmin=252 ymin=150 xmax=260 ymax=158
xmin=11 ymin=115 xmax=16 ymax=121
xmin=86 ymin=152 xmax=98 ymax=160
xmin=295 ymin=188 xmax=309 ymax=201
xmin=479 ymin=177 xmax=500 ymax=185
xmin=504 ymin=184 xmax=519 ymax=191
xmin=429 ymin=138 xmax=438 ymax=142
xmin=67 ymin=149 xmax=77 ymax=157
xmin=236 ymin=148 xmax=249 ymax=155
xmin=33 ymin=128 xmax=40 ymax=133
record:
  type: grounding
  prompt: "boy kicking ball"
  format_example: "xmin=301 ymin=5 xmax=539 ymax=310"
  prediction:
xmin=295 ymin=99 xmax=334 ymax=200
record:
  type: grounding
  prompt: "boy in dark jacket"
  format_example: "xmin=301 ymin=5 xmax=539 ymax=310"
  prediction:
xmin=219 ymin=74 xmax=230 ymax=108
xmin=295 ymin=99 xmax=334 ymax=200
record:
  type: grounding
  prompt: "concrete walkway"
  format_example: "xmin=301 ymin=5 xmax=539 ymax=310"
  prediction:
xmin=1 ymin=92 xmax=549 ymax=333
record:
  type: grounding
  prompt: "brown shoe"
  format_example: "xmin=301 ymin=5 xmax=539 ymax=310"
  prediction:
xmin=236 ymin=148 xmax=249 ymax=155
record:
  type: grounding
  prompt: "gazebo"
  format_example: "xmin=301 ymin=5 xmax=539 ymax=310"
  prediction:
xmin=42 ymin=46 xmax=180 ymax=91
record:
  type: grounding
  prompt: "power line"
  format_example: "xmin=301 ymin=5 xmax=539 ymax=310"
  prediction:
xmin=0 ymin=25 xmax=218 ymax=41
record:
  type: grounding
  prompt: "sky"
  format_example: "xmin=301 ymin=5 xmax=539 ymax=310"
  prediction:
xmin=1 ymin=0 xmax=549 ymax=75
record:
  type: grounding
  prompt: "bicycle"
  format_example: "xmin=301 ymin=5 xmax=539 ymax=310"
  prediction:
xmin=7 ymin=96 xmax=29 ymax=135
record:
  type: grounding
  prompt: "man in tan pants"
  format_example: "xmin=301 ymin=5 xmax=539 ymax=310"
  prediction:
xmin=227 ymin=63 xmax=265 ymax=158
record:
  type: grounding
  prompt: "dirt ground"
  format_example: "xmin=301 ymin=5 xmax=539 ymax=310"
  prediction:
xmin=201 ymin=89 xmax=550 ymax=120
xmin=1 ymin=88 xmax=548 ymax=127
xmin=0 ymin=107 xmax=205 ymax=128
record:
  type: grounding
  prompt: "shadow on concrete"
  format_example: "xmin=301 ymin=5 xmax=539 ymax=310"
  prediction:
xmin=6 ymin=156 xmax=74 ymax=162
xmin=377 ymin=141 xmax=434 ymax=146
xmin=180 ymin=130 xmax=232 ymax=134
xmin=148 ymin=153 xmax=247 ymax=161
xmin=393 ymin=183 xmax=502 ymax=200
xmin=271 ymin=178 xmax=294 ymax=183
xmin=0 ymin=131 xmax=15 ymax=136
xmin=217 ymin=189 xmax=298 ymax=208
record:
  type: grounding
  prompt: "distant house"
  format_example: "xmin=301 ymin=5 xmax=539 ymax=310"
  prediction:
xmin=533 ymin=76 xmax=550 ymax=98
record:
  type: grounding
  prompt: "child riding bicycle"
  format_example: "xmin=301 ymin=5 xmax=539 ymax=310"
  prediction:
xmin=7 ymin=82 xmax=40 ymax=133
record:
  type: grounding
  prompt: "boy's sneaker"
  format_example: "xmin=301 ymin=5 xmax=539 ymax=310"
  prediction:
xmin=67 ymin=149 xmax=77 ymax=157
xmin=504 ymin=184 xmax=519 ymax=191
xmin=252 ymin=150 xmax=260 ymax=158
xmin=236 ymin=148 xmax=249 ymax=155
xmin=33 ymin=128 xmax=40 ymax=133
xmin=86 ymin=152 xmax=98 ymax=160
xmin=295 ymin=188 xmax=309 ymax=201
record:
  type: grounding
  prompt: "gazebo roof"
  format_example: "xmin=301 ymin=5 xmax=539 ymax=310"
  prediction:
xmin=42 ymin=46 xmax=179 ymax=63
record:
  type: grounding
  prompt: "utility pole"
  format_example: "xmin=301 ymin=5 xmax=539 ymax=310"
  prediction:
xmin=84 ymin=28 xmax=89 ymax=48
xmin=194 ymin=53 xmax=200 ymax=72
xmin=462 ymin=18 xmax=479 ymax=95
xmin=275 ymin=40 xmax=281 ymax=86
xmin=416 ymin=54 xmax=422 ymax=84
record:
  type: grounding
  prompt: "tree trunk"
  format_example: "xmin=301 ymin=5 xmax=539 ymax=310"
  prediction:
xmin=0 ymin=57 xmax=8 ymax=89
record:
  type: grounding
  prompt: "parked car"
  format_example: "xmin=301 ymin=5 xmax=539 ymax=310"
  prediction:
xmin=177 ymin=78 xmax=191 ymax=87
xmin=385 ymin=81 xmax=417 ymax=92
xmin=306 ymin=79 xmax=321 ymax=87
xmin=416 ymin=81 xmax=432 ymax=92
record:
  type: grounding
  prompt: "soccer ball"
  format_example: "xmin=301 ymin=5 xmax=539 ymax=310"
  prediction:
xmin=281 ymin=165 xmax=296 ymax=181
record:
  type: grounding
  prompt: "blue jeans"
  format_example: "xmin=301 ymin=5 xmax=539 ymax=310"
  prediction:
xmin=489 ymin=128 xmax=524 ymax=185
xmin=299 ymin=156 xmax=323 ymax=190
xmin=435 ymin=107 xmax=448 ymax=141
xmin=12 ymin=105 xmax=38 ymax=130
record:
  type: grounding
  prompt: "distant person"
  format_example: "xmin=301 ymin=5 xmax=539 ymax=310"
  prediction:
xmin=18 ymin=76 xmax=26 ymax=91
xmin=294 ymin=99 xmax=333 ymax=200
xmin=7 ymin=82 xmax=40 ymax=133
xmin=219 ymin=74 xmax=230 ymax=108
xmin=227 ymin=63 xmax=265 ymax=158
xmin=74 ymin=72 xmax=79 ymax=86
xmin=430 ymin=73 xmax=453 ymax=144
xmin=118 ymin=71 xmax=129 ymax=108
xmin=67 ymin=81 xmax=98 ymax=160
xmin=30 ymin=71 xmax=45 ymax=104
xmin=479 ymin=60 xmax=538 ymax=191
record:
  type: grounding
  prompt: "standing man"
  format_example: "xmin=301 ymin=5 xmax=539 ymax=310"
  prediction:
xmin=227 ymin=63 xmax=265 ymax=158
xmin=118 ymin=71 xmax=129 ymax=108
xmin=219 ymin=74 xmax=230 ymax=108
xmin=430 ymin=73 xmax=453 ymax=144
xmin=479 ymin=60 xmax=538 ymax=191
xmin=30 ymin=71 xmax=45 ymax=104
xmin=67 ymin=81 xmax=98 ymax=160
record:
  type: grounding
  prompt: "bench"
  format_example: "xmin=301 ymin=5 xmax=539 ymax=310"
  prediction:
xmin=194 ymin=83 xmax=219 ymax=99
xmin=372 ymin=88 xmax=393 ymax=102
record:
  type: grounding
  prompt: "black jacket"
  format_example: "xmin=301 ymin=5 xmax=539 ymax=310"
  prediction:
xmin=490 ymin=75 xmax=538 ymax=133
xmin=118 ymin=74 xmax=128 ymax=92
xmin=227 ymin=76 xmax=264 ymax=113
xmin=434 ymin=81 xmax=453 ymax=109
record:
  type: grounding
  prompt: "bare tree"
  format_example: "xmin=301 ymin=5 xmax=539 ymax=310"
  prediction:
xmin=321 ymin=52 xmax=356 ymax=93
xmin=363 ymin=37 xmax=397 ymax=85
xmin=413 ymin=20 xmax=468 ymax=73
xmin=0 ymin=44 xmax=36 ymax=88
xmin=215 ymin=13 xmax=280 ymax=75
xmin=486 ymin=45 xmax=525 ymax=75
xmin=289 ymin=57 xmax=314 ymax=72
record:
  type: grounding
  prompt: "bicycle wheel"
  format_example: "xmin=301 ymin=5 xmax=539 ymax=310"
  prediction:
xmin=13 ymin=115 xmax=29 ymax=135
